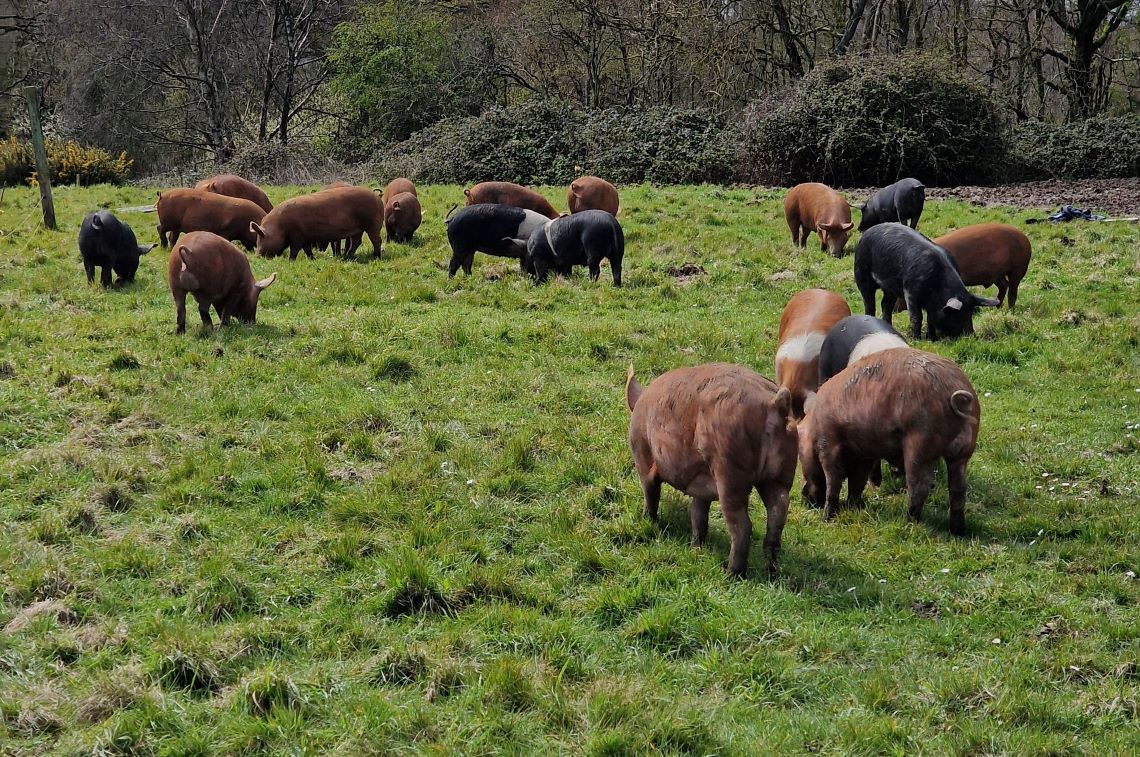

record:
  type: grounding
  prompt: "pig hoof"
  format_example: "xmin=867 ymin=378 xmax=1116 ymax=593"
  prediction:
xmin=823 ymin=505 xmax=838 ymax=522
xmin=907 ymin=507 xmax=923 ymax=523
xmin=949 ymin=517 xmax=966 ymax=536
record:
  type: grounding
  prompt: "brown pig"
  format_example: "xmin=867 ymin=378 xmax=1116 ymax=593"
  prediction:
xmin=799 ymin=348 xmax=981 ymax=535
xmin=567 ymin=176 xmax=619 ymax=216
xmin=935 ymin=223 xmax=1032 ymax=309
xmin=384 ymin=192 xmax=422 ymax=242
xmin=156 ymin=188 xmax=266 ymax=251
xmin=783 ymin=183 xmax=855 ymax=257
xmin=775 ymin=289 xmax=851 ymax=418
xmin=167 ymin=231 xmax=276 ymax=334
xmin=194 ymin=174 xmax=273 ymax=213
xmin=251 ymin=186 xmax=383 ymax=260
xmin=385 ymin=177 xmax=417 ymax=198
xmin=464 ymin=181 xmax=560 ymax=219
xmin=626 ymin=363 xmax=798 ymax=577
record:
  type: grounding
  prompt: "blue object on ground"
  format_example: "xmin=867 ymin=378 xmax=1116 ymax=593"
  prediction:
xmin=1048 ymin=205 xmax=1106 ymax=222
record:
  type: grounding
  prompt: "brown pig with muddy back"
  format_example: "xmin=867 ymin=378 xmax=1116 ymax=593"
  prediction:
xmin=251 ymin=185 xmax=384 ymax=260
xmin=156 ymin=188 xmax=266 ymax=251
xmin=626 ymin=363 xmax=798 ymax=577
xmin=465 ymin=181 xmax=560 ymax=219
xmin=168 ymin=231 xmax=276 ymax=334
xmin=783 ymin=182 xmax=855 ymax=257
xmin=567 ymin=176 xmax=619 ymax=216
xmin=194 ymin=174 xmax=274 ymax=213
xmin=798 ymin=348 xmax=981 ymax=535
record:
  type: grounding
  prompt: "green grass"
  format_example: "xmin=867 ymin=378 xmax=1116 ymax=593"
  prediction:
xmin=1 ymin=182 xmax=1138 ymax=754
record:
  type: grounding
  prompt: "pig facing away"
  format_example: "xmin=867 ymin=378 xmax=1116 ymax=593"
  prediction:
xmin=857 ymin=178 xmax=925 ymax=231
xmin=385 ymin=192 xmax=422 ymax=243
xmin=444 ymin=204 xmax=550 ymax=276
xmin=818 ymin=315 xmax=908 ymax=384
xmin=464 ymin=181 xmax=560 ymax=220
xmin=252 ymin=186 xmax=384 ymax=260
xmin=775 ymin=288 xmax=851 ymax=419
xmin=384 ymin=177 xmax=417 ymax=198
xmin=798 ymin=348 xmax=981 ymax=535
xmin=194 ymin=174 xmax=273 ymax=213
xmin=567 ymin=176 xmax=619 ymax=216
xmin=854 ymin=223 xmax=999 ymax=341
xmin=78 ymin=210 xmax=156 ymax=286
xmin=524 ymin=209 xmax=624 ymax=287
xmin=935 ymin=223 xmax=1032 ymax=309
xmin=626 ymin=363 xmax=798 ymax=577
xmin=156 ymin=189 xmax=266 ymax=251
xmin=167 ymin=231 xmax=276 ymax=334
xmin=783 ymin=182 xmax=854 ymax=257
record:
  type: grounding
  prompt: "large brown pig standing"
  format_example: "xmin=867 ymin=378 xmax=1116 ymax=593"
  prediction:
xmin=251 ymin=186 xmax=384 ymax=260
xmin=194 ymin=174 xmax=274 ymax=213
xmin=775 ymin=289 xmax=851 ymax=418
xmin=156 ymin=188 xmax=266 ymax=251
xmin=385 ymin=177 xmax=417 ymax=198
xmin=168 ymin=231 xmax=276 ymax=334
xmin=385 ymin=192 xmax=422 ymax=242
xmin=626 ymin=363 xmax=798 ymax=577
xmin=783 ymin=183 xmax=855 ymax=257
xmin=464 ymin=181 xmax=560 ymax=220
xmin=567 ymin=176 xmax=619 ymax=216
xmin=935 ymin=223 xmax=1032 ymax=309
xmin=799 ymin=348 xmax=981 ymax=535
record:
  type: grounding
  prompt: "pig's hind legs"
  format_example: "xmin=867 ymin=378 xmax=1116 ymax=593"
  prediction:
xmin=757 ymin=481 xmax=790 ymax=575
xmin=639 ymin=476 xmax=661 ymax=522
xmin=717 ymin=482 xmax=753 ymax=578
xmin=689 ymin=497 xmax=711 ymax=546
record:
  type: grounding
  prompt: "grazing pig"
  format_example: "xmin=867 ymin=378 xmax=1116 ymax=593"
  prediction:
xmin=194 ymin=174 xmax=273 ymax=213
xmin=818 ymin=315 xmax=908 ymax=384
xmin=524 ymin=209 xmax=624 ymax=287
xmin=798 ymin=348 xmax=981 ymax=535
xmin=567 ymin=176 xmax=619 ymax=216
xmin=783 ymin=183 xmax=855 ymax=257
xmin=774 ymin=289 xmax=851 ymax=418
xmin=251 ymin=186 xmax=383 ymax=260
xmin=464 ymin=181 xmax=560 ymax=220
xmin=385 ymin=177 xmax=417 ymax=198
xmin=318 ymin=182 xmax=364 ymax=255
xmin=444 ymin=204 xmax=550 ymax=276
xmin=156 ymin=189 xmax=266 ymax=251
xmin=935 ymin=223 xmax=1032 ymax=309
xmin=626 ymin=363 xmax=798 ymax=576
xmin=167 ymin=231 xmax=276 ymax=334
xmin=385 ymin=192 xmax=422 ymax=242
xmin=854 ymin=223 xmax=999 ymax=340
xmin=857 ymin=178 xmax=925 ymax=231
xmin=78 ymin=210 xmax=156 ymax=286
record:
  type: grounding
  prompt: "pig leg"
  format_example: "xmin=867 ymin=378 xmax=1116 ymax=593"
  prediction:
xmin=689 ymin=497 xmax=711 ymax=546
xmin=903 ymin=452 xmax=935 ymax=525
xmin=611 ymin=258 xmax=622 ymax=288
xmin=786 ymin=217 xmax=800 ymax=246
xmin=447 ymin=248 xmax=467 ymax=277
xmin=994 ymin=277 xmax=1008 ymax=307
xmin=718 ymin=485 xmax=753 ymax=578
xmin=100 ymin=266 xmax=113 ymax=288
xmin=820 ymin=449 xmax=846 ymax=522
xmin=463 ymin=254 xmax=475 ymax=276
xmin=168 ymin=230 xmax=180 ymax=248
xmin=587 ymin=256 xmax=601 ymax=282
xmin=158 ymin=225 xmax=167 ymax=247
xmin=289 ymin=242 xmax=302 ymax=261
xmin=1007 ymin=278 xmax=1020 ymax=309
xmin=757 ymin=482 xmax=789 ymax=574
xmin=331 ymin=240 xmax=341 ymax=256
xmin=906 ymin=301 xmax=924 ymax=341
xmin=84 ymin=262 xmax=96 ymax=284
xmin=946 ymin=459 xmax=968 ymax=535
xmin=364 ymin=230 xmax=381 ymax=259
xmin=174 ymin=291 xmax=188 ymax=334
xmin=304 ymin=244 xmax=315 ymax=259
xmin=198 ymin=301 xmax=213 ymax=329
xmin=640 ymin=477 xmax=661 ymax=522
xmin=846 ymin=460 xmax=875 ymax=509
xmin=882 ymin=292 xmax=897 ymax=323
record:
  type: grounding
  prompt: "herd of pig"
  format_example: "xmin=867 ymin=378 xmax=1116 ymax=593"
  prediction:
xmin=76 ymin=173 xmax=1036 ymax=577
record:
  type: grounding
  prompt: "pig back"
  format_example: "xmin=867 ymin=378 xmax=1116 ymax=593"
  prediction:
xmin=935 ymin=223 xmax=1032 ymax=285
xmin=272 ymin=187 xmax=382 ymax=244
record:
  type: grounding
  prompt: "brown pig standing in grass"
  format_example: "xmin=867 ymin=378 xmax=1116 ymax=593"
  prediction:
xmin=385 ymin=192 xmax=422 ymax=242
xmin=385 ymin=177 xmax=417 ymax=198
xmin=798 ymin=348 xmax=981 ymax=535
xmin=168 ymin=231 xmax=276 ymax=334
xmin=567 ymin=176 xmax=619 ymax=216
xmin=194 ymin=174 xmax=273 ymax=213
xmin=626 ymin=363 xmax=799 ymax=577
xmin=465 ymin=181 xmax=560 ymax=220
xmin=775 ymin=289 xmax=851 ymax=418
xmin=935 ymin=223 xmax=1032 ymax=309
xmin=156 ymin=188 xmax=266 ymax=251
xmin=783 ymin=182 xmax=855 ymax=257
xmin=251 ymin=185 xmax=384 ymax=260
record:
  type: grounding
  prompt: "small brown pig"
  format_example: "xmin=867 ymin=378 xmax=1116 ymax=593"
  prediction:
xmin=252 ymin=186 xmax=384 ymax=260
xmin=775 ymin=289 xmax=851 ymax=418
xmin=935 ymin=223 xmax=1032 ymax=309
xmin=567 ymin=176 xmax=619 ymax=216
xmin=384 ymin=177 xmax=417 ymax=198
xmin=799 ymin=348 xmax=981 ymax=535
xmin=156 ymin=188 xmax=266 ymax=251
xmin=167 ymin=231 xmax=276 ymax=334
xmin=194 ymin=174 xmax=274 ymax=213
xmin=384 ymin=192 xmax=422 ymax=242
xmin=464 ymin=181 xmax=560 ymax=219
xmin=626 ymin=363 xmax=798 ymax=577
xmin=783 ymin=183 xmax=855 ymax=257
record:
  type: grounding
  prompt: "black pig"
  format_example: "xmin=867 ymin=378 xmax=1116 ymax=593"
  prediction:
xmin=79 ymin=211 xmax=156 ymax=286
xmin=858 ymin=178 xmax=925 ymax=232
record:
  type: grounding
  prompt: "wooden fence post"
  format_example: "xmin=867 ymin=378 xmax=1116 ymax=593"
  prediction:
xmin=22 ymin=86 xmax=57 ymax=230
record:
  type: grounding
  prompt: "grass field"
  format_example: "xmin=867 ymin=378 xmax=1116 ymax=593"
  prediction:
xmin=1 ymin=183 xmax=1138 ymax=755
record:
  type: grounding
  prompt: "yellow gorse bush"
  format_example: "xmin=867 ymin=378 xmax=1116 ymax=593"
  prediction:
xmin=0 ymin=136 xmax=133 ymax=186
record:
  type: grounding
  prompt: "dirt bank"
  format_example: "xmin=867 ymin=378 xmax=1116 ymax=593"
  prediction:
xmin=845 ymin=178 xmax=1139 ymax=218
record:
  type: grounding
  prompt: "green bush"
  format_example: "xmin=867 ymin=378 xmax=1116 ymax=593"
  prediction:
xmin=1008 ymin=116 xmax=1140 ymax=180
xmin=739 ymin=53 xmax=1008 ymax=186
xmin=0 ymin=137 xmax=133 ymax=187
xmin=372 ymin=99 xmax=735 ymax=185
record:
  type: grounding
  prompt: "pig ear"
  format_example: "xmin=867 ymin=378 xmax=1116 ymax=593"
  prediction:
xmin=137 ymin=243 xmax=156 ymax=255
xmin=945 ymin=297 xmax=964 ymax=311
xmin=501 ymin=237 xmax=529 ymax=256
xmin=250 ymin=221 xmax=265 ymax=237
xmin=254 ymin=272 xmax=277 ymax=291
xmin=624 ymin=364 xmax=643 ymax=413
xmin=972 ymin=294 xmax=1001 ymax=308
xmin=91 ymin=214 xmax=103 ymax=230
xmin=773 ymin=386 xmax=793 ymax=420
xmin=841 ymin=221 xmax=854 ymax=231
xmin=392 ymin=200 xmax=401 ymax=211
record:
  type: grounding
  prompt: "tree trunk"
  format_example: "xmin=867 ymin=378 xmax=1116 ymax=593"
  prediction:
xmin=834 ymin=0 xmax=868 ymax=56
xmin=771 ymin=0 xmax=803 ymax=77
